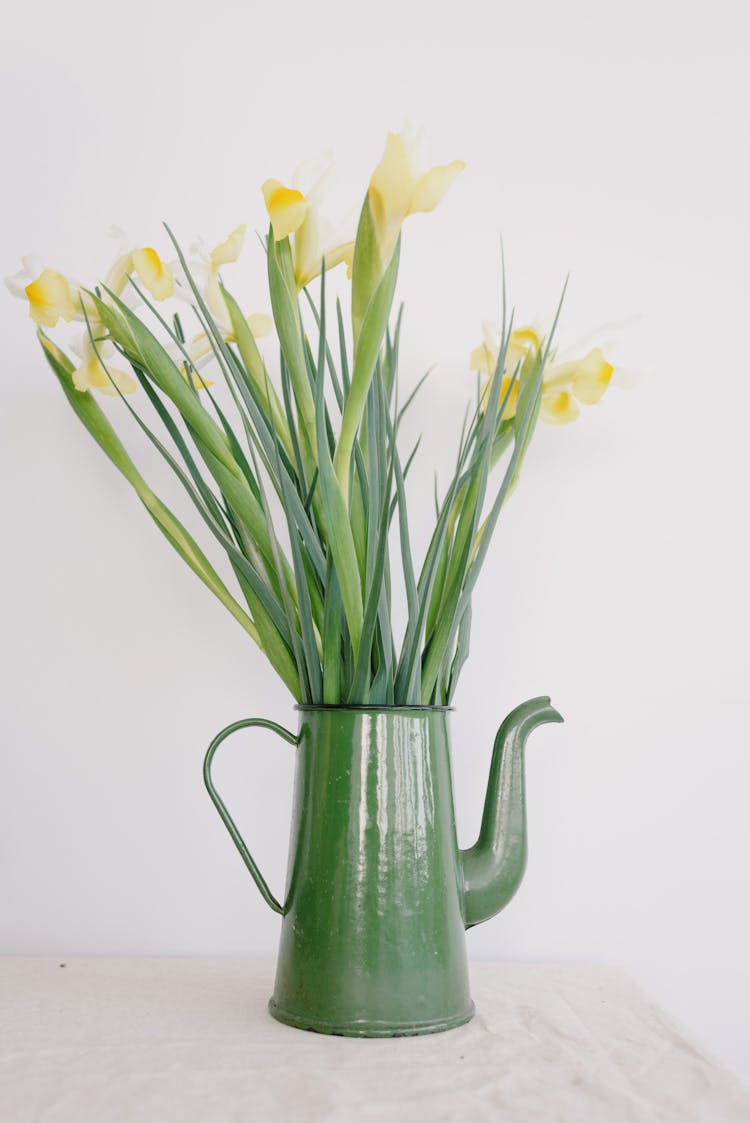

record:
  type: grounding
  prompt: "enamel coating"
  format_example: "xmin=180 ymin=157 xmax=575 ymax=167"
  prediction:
xmin=204 ymin=698 xmax=562 ymax=1037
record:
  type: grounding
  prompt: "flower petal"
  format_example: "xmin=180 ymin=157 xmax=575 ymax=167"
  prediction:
xmin=572 ymin=347 xmax=614 ymax=405
xmin=24 ymin=269 xmax=78 ymax=327
xmin=210 ymin=224 xmax=247 ymax=267
xmin=131 ymin=247 xmax=175 ymax=301
xmin=540 ymin=389 xmax=580 ymax=425
xmin=509 ymin=326 xmax=542 ymax=356
xmin=5 ymin=270 xmax=29 ymax=299
xmin=246 ymin=313 xmax=272 ymax=338
xmin=187 ymin=332 xmax=213 ymax=364
xmin=73 ymin=340 xmax=136 ymax=395
xmin=409 ymin=159 xmax=465 ymax=215
xmin=296 ymin=235 xmax=355 ymax=289
xmin=369 ymin=132 xmax=414 ymax=231
xmin=480 ymin=373 xmax=518 ymax=418
xmin=262 ymin=179 xmax=308 ymax=240
xmin=22 ymin=255 xmax=44 ymax=277
xmin=104 ymin=252 xmax=133 ymax=297
xmin=504 ymin=326 xmax=543 ymax=379
xmin=180 ymin=361 xmax=214 ymax=391
xmin=292 ymin=153 xmax=335 ymax=200
xmin=322 ymin=240 xmax=354 ymax=275
xmin=469 ymin=341 xmax=497 ymax=377
xmin=206 ymin=271 xmax=231 ymax=332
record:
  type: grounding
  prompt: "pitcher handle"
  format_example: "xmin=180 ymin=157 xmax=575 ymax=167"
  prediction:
xmin=203 ymin=717 xmax=298 ymax=916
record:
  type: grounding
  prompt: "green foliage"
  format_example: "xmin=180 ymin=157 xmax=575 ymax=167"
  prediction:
xmin=37 ymin=237 xmax=560 ymax=704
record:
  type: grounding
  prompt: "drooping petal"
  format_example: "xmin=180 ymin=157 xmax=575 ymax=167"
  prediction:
xmin=24 ymin=269 xmax=78 ymax=327
xmin=72 ymin=338 xmax=136 ymax=395
xmin=246 ymin=313 xmax=272 ymax=338
xmin=322 ymin=240 xmax=355 ymax=276
xmin=262 ymin=179 xmax=308 ymax=240
xmin=540 ymin=389 xmax=580 ymax=425
xmin=469 ymin=341 xmax=497 ymax=377
xmin=210 ymin=224 xmax=247 ymax=267
xmin=572 ymin=347 xmax=614 ymax=405
xmin=409 ymin=160 xmax=465 ymax=215
xmin=131 ymin=247 xmax=175 ymax=301
xmin=296 ymin=231 xmax=355 ymax=289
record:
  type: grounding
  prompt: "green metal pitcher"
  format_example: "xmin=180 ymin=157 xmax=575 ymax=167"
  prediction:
xmin=203 ymin=699 xmax=562 ymax=1037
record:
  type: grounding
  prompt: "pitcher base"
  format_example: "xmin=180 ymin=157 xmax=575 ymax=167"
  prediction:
xmin=268 ymin=998 xmax=475 ymax=1037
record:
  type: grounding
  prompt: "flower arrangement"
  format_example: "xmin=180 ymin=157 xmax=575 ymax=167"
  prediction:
xmin=7 ymin=131 xmax=615 ymax=706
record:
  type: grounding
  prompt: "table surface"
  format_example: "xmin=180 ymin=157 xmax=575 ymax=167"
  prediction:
xmin=2 ymin=958 xmax=748 ymax=1123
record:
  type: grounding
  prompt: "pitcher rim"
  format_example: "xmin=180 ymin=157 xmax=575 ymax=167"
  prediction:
xmin=295 ymin=704 xmax=454 ymax=712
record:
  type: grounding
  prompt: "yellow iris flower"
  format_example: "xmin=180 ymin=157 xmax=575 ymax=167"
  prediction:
xmin=71 ymin=334 xmax=137 ymax=396
xmin=6 ymin=260 xmax=79 ymax=328
xmin=6 ymin=235 xmax=177 ymax=395
xmin=262 ymin=158 xmax=354 ymax=289
xmin=174 ymin=226 xmax=273 ymax=385
xmin=7 ymin=235 xmax=174 ymax=321
xmin=130 ymin=247 xmax=175 ymax=302
xmin=203 ymin=224 xmax=247 ymax=331
xmin=368 ymin=129 xmax=465 ymax=267
xmin=470 ymin=324 xmax=614 ymax=424
xmin=185 ymin=311 xmax=272 ymax=372
xmin=103 ymin=233 xmax=175 ymax=304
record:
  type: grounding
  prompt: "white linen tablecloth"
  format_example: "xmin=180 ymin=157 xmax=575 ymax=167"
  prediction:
xmin=1 ymin=958 xmax=747 ymax=1122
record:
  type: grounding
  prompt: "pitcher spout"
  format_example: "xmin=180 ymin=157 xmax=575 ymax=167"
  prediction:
xmin=460 ymin=696 xmax=563 ymax=929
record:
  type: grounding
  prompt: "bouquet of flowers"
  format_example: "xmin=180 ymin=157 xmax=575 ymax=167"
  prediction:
xmin=7 ymin=130 xmax=614 ymax=705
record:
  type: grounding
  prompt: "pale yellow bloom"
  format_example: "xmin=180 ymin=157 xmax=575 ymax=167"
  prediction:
xmin=131 ymin=247 xmax=175 ymax=301
xmin=262 ymin=181 xmax=308 ymax=241
xmin=187 ymin=311 xmax=272 ymax=365
xmin=172 ymin=225 xmax=272 ymax=387
xmin=204 ymin=224 xmax=247 ymax=330
xmin=26 ymin=270 xmax=79 ymax=327
xmin=178 ymin=364 xmax=214 ymax=391
xmin=543 ymin=347 xmax=613 ymax=405
xmin=368 ymin=130 xmax=465 ymax=264
xmin=104 ymin=239 xmax=174 ymax=304
xmin=72 ymin=334 xmax=137 ymax=396
xmin=470 ymin=324 xmax=542 ymax=418
xmin=539 ymin=390 xmax=580 ymax=425
xmin=6 ymin=233 xmax=176 ymax=396
xmin=5 ymin=262 xmax=79 ymax=327
xmin=245 ymin=311 xmax=273 ymax=337
xmin=210 ymin=225 xmax=247 ymax=267
xmin=471 ymin=325 xmax=613 ymax=425
xmin=541 ymin=347 xmax=614 ymax=424
xmin=7 ymin=236 xmax=174 ymax=325
xmin=262 ymin=158 xmax=354 ymax=289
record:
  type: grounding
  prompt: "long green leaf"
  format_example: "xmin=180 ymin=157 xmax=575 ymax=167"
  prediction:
xmin=36 ymin=333 xmax=309 ymax=697
xmin=334 ymin=237 xmax=400 ymax=498
xmin=312 ymin=268 xmax=364 ymax=656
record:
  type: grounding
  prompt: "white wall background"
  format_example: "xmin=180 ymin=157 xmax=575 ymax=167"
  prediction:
xmin=1 ymin=0 xmax=748 ymax=1081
